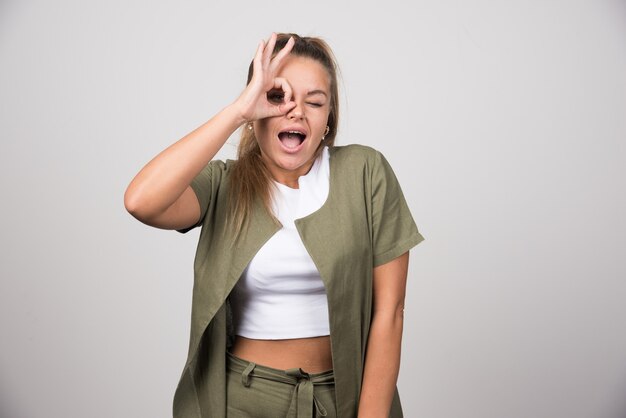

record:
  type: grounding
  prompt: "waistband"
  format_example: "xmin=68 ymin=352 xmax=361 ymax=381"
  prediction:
xmin=227 ymin=351 xmax=334 ymax=418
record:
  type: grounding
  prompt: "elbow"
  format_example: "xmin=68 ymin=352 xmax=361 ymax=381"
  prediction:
xmin=124 ymin=186 xmax=151 ymax=221
xmin=124 ymin=186 xmax=140 ymax=215
xmin=372 ymin=304 xmax=405 ymax=328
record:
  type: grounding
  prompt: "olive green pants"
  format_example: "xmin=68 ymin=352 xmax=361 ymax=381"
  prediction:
xmin=226 ymin=351 xmax=337 ymax=418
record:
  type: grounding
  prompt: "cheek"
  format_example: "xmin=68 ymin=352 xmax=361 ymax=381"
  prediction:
xmin=253 ymin=122 xmax=274 ymax=144
xmin=254 ymin=118 xmax=279 ymax=135
xmin=315 ymin=111 xmax=331 ymax=132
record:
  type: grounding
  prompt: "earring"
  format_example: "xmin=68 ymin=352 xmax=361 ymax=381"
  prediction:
xmin=247 ymin=123 xmax=253 ymax=131
xmin=322 ymin=126 xmax=330 ymax=140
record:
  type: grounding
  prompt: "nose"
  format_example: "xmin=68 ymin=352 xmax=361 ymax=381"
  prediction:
xmin=287 ymin=102 xmax=305 ymax=120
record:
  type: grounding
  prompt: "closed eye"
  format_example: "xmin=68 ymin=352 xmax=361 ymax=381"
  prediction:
xmin=307 ymin=102 xmax=323 ymax=107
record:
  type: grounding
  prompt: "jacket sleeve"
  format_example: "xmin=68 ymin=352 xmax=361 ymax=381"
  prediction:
xmin=176 ymin=160 xmax=224 ymax=234
xmin=371 ymin=150 xmax=425 ymax=266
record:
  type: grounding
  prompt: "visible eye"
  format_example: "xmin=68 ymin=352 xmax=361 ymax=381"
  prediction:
xmin=267 ymin=90 xmax=285 ymax=104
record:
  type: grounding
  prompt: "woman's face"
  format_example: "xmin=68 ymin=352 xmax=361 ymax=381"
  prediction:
xmin=253 ymin=56 xmax=331 ymax=187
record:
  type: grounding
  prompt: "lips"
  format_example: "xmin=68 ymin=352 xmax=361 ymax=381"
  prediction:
xmin=277 ymin=129 xmax=308 ymax=153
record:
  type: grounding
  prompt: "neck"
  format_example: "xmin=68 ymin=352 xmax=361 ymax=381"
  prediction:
xmin=270 ymin=161 xmax=314 ymax=189
xmin=263 ymin=154 xmax=320 ymax=189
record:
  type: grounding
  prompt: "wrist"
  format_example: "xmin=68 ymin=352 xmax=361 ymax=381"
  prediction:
xmin=222 ymin=102 xmax=248 ymax=129
xmin=228 ymin=95 xmax=257 ymax=126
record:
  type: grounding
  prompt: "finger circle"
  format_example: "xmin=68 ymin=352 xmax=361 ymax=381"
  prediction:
xmin=273 ymin=77 xmax=293 ymax=104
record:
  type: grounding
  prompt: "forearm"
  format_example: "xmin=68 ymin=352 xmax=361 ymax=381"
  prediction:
xmin=358 ymin=310 xmax=404 ymax=418
xmin=124 ymin=103 xmax=244 ymax=218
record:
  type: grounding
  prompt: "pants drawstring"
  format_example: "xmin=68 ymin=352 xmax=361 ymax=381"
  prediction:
xmin=228 ymin=352 xmax=334 ymax=418
xmin=241 ymin=362 xmax=255 ymax=388
xmin=285 ymin=367 xmax=328 ymax=418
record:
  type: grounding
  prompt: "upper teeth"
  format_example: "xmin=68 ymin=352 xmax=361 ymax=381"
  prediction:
xmin=288 ymin=131 xmax=304 ymax=135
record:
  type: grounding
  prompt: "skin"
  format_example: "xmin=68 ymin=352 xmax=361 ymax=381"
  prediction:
xmin=124 ymin=33 xmax=409 ymax=417
xmin=358 ymin=252 xmax=409 ymax=417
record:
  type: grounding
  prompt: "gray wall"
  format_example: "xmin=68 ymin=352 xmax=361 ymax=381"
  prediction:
xmin=1 ymin=1 xmax=625 ymax=417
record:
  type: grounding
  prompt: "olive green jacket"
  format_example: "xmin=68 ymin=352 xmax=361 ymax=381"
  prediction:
xmin=174 ymin=144 xmax=424 ymax=417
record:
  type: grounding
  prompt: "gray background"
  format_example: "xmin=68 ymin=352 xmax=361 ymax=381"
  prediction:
xmin=1 ymin=0 xmax=625 ymax=417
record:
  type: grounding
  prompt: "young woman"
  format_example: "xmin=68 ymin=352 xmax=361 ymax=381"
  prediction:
xmin=124 ymin=32 xmax=424 ymax=418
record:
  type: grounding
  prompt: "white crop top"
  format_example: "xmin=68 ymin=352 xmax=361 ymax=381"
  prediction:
xmin=229 ymin=146 xmax=331 ymax=339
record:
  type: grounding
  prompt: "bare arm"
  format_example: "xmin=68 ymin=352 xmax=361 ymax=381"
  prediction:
xmin=124 ymin=105 xmax=243 ymax=229
xmin=124 ymin=33 xmax=296 ymax=230
xmin=358 ymin=251 xmax=410 ymax=418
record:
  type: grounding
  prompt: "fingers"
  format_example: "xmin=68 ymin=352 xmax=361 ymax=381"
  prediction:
xmin=264 ymin=77 xmax=294 ymax=117
xmin=266 ymin=99 xmax=296 ymax=118
xmin=251 ymin=39 xmax=265 ymax=80
xmin=262 ymin=33 xmax=295 ymax=73
xmin=242 ymin=34 xmax=296 ymax=121
xmin=269 ymin=36 xmax=294 ymax=73
xmin=263 ymin=33 xmax=277 ymax=69
xmin=278 ymin=100 xmax=297 ymax=115
xmin=254 ymin=33 xmax=294 ymax=83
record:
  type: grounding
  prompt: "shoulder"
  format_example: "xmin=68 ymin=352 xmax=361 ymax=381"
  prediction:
xmin=188 ymin=158 xmax=236 ymax=196
xmin=201 ymin=158 xmax=237 ymax=180
xmin=208 ymin=158 xmax=236 ymax=171
xmin=329 ymin=143 xmax=386 ymax=167
xmin=329 ymin=144 xmax=396 ymax=178
xmin=330 ymin=144 xmax=406 ymax=195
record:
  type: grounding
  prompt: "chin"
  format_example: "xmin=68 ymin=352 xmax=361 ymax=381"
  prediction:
xmin=273 ymin=155 xmax=310 ymax=171
xmin=266 ymin=148 xmax=317 ymax=174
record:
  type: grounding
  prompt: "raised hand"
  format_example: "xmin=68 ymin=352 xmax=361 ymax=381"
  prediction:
xmin=233 ymin=33 xmax=296 ymax=124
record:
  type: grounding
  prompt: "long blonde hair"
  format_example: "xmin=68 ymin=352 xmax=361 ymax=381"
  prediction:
xmin=227 ymin=33 xmax=340 ymax=239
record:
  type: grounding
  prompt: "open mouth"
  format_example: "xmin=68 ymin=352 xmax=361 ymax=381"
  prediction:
xmin=278 ymin=130 xmax=307 ymax=150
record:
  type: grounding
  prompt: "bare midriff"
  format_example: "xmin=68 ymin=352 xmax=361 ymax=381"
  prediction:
xmin=230 ymin=335 xmax=333 ymax=374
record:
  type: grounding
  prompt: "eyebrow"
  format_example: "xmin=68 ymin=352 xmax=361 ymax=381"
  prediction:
xmin=306 ymin=90 xmax=328 ymax=98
